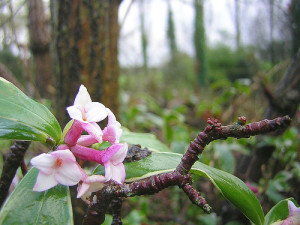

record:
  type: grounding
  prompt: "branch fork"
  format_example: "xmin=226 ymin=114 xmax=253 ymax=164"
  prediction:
xmin=83 ymin=116 xmax=291 ymax=225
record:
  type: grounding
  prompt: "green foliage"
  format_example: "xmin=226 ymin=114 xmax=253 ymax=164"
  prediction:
xmin=0 ymin=78 xmax=62 ymax=145
xmin=0 ymin=168 xmax=73 ymax=225
xmin=208 ymin=44 xmax=259 ymax=82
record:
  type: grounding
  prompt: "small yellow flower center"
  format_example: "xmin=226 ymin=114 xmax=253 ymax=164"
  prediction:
xmin=55 ymin=158 xmax=63 ymax=168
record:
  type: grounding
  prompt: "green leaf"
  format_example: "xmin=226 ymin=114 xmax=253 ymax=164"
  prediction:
xmin=120 ymin=131 xmax=169 ymax=152
xmin=95 ymin=152 xmax=264 ymax=225
xmin=0 ymin=78 xmax=61 ymax=145
xmin=264 ymin=198 xmax=298 ymax=225
xmin=191 ymin=162 xmax=264 ymax=225
xmin=0 ymin=168 xmax=73 ymax=225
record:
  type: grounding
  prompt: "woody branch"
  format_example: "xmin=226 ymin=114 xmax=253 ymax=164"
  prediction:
xmin=83 ymin=115 xmax=291 ymax=225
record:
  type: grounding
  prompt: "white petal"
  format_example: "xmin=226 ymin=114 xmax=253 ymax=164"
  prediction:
xmin=33 ymin=172 xmax=58 ymax=192
xmin=85 ymin=175 xmax=107 ymax=183
xmin=66 ymin=105 xmax=84 ymax=122
xmin=85 ymin=102 xmax=108 ymax=122
xmin=51 ymin=149 xmax=76 ymax=162
xmin=77 ymin=182 xmax=90 ymax=198
xmin=74 ymin=85 xmax=92 ymax=106
xmin=54 ymin=160 xmax=83 ymax=186
xmin=30 ymin=153 xmax=55 ymax=175
xmin=106 ymin=108 xmax=117 ymax=125
xmin=104 ymin=162 xmax=125 ymax=184
xmin=109 ymin=163 xmax=126 ymax=184
xmin=81 ymin=122 xmax=103 ymax=143
xmin=104 ymin=163 xmax=113 ymax=181
xmin=110 ymin=143 xmax=128 ymax=163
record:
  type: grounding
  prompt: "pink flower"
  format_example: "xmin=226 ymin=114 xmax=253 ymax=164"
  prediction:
xmin=66 ymin=85 xmax=108 ymax=142
xmin=70 ymin=143 xmax=128 ymax=184
xmin=96 ymin=143 xmax=128 ymax=184
xmin=31 ymin=149 xmax=84 ymax=192
xmin=64 ymin=120 xmax=84 ymax=146
xmin=77 ymin=175 xmax=106 ymax=200
xmin=102 ymin=108 xmax=123 ymax=145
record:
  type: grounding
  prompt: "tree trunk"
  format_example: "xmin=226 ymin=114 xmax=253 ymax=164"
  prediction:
xmin=194 ymin=0 xmax=208 ymax=88
xmin=28 ymin=0 xmax=52 ymax=99
xmin=234 ymin=0 xmax=241 ymax=50
xmin=51 ymin=0 xmax=121 ymax=126
xmin=167 ymin=0 xmax=177 ymax=61
xmin=139 ymin=0 xmax=148 ymax=73
xmin=289 ymin=0 xmax=300 ymax=57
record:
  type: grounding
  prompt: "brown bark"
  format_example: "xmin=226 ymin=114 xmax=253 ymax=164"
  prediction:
xmin=0 ymin=141 xmax=31 ymax=208
xmin=51 ymin=0 xmax=121 ymax=126
xmin=28 ymin=0 xmax=52 ymax=99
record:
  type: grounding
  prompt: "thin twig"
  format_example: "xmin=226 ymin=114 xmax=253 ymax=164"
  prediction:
xmin=0 ymin=141 xmax=31 ymax=208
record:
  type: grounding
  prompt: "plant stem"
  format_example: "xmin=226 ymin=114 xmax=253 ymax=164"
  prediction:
xmin=0 ymin=141 xmax=30 ymax=207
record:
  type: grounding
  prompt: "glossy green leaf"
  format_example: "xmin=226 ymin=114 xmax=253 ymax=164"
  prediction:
xmin=95 ymin=152 xmax=264 ymax=225
xmin=120 ymin=131 xmax=169 ymax=152
xmin=0 ymin=168 xmax=73 ymax=225
xmin=0 ymin=78 xmax=61 ymax=145
xmin=264 ymin=198 xmax=298 ymax=225
xmin=191 ymin=161 xmax=264 ymax=225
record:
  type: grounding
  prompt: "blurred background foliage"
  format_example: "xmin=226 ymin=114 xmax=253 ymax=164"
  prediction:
xmin=0 ymin=0 xmax=300 ymax=224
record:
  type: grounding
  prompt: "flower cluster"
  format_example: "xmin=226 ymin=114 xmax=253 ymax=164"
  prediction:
xmin=30 ymin=85 xmax=127 ymax=200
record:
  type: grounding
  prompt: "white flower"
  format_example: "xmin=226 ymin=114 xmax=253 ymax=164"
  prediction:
xmin=66 ymin=85 xmax=108 ymax=142
xmin=31 ymin=149 xmax=84 ymax=192
xmin=77 ymin=175 xmax=106 ymax=201
xmin=66 ymin=85 xmax=108 ymax=123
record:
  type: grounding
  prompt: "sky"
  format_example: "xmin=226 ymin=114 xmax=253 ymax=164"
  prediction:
xmin=119 ymin=0 xmax=237 ymax=66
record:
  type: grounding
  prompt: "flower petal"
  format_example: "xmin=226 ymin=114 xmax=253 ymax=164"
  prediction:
xmin=77 ymin=135 xmax=98 ymax=146
xmin=66 ymin=105 xmax=84 ymax=122
xmin=102 ymin=126 xmax=117 ymax=144
xmin=51 ymin=149 xmax=76 ymax=162
xmin=106 ymin=108 xmax=117 ymax=126
xmin=81 ymin=122 xmax=103 ymax=143
xmin=110 ymin=143 xmax=128 ymax=163
xmin=54 ymin=160 xmax=84 ymax=186
xmin=70 ymin=145 xmax=98 ymax=162
xmin=97 ymin=143 xmax=125 ymax=164
xmin=77 ymin=182 xmax=90 ymax=198
xmin=85 ymin=102 xmax=108 ymax=122
xmin=74 ymin=85 xmax=92 ymax=106
xmin=33 ymin=172 xmax=58 ymax=192
xmin=104 ymin=162 xmax=125 ymax=184
xmin=288 ymin=200 xmax=300 ymax=216
xmin=85 ymin=174 xmax=107 ymax=183
xmin=30 ymin=153 xmax=55 ymax=175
